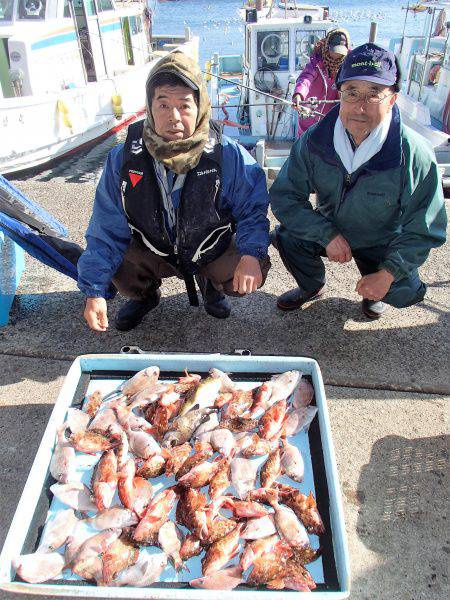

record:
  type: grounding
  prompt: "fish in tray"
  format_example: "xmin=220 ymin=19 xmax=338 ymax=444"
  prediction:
xmin=13 ymin=368 xmax=324 ymax=590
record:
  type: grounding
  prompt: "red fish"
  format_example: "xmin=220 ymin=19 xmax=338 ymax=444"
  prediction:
xmin=260 ymin=448 xmax=282 ymax=488
xmin=133 ymin=488 xmax=176 ymax=544
xmin=102 ymin=535 xmax=139 ymax=585
xmin=201 ymin=523 xmax=243 ymax=575
xmin=274 ymin=483 xmax=325 ymax=535
xmin=92 ymin=449 xmax=118 ymax=511
xmin=259 ymin=400 xmax=287 ymax=440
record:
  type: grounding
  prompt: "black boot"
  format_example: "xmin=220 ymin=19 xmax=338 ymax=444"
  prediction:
xmin=195 ymin=275 xmax=231 ymax=319
xmin=277 ymin=287 xmax=324 ymax=311
xmin=115 ymin=290 xmax=161 ymax=331
xmin=362 ymin=299 xmax=387 ymax=320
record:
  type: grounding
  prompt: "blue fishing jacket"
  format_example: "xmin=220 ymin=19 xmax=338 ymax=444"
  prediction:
xmin=78 ymin=135 xmax=270 ymax=298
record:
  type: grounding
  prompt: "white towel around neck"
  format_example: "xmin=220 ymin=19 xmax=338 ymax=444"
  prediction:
xmin=333 ymin=111 xmax=392 ymax=174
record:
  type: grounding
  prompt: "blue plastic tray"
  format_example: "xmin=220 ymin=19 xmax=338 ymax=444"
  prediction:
xmin=0 ymin=352 xmax=350 ymax=598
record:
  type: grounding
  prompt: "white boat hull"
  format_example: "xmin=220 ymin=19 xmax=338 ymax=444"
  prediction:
xmin=0 ymin=39 xmax=199 ymax=175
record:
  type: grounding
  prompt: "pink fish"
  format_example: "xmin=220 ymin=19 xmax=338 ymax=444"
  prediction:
xmin=50 ymin=482 xmax=96 ymax=511
xmin=231 ymin=457 xmax=259 ymax=499
xmin=190 ymin=565 xmax=243 ymax=590
xmin=50 ymin=425 xmax=75 ymax=483
xmin=66 ymin=408 xmax=90 ymax=433
xmin=87 ymin=507 xmax=139 ymax=530
xmin=158 ymin=520 xmax=184 ymax=571
xmin=241 ymin=515 xmax=277 ymax=540
xmin=269 ymin=495 xmax=310 ymax=550
xmin=13 ymin=552 xmax=64 ymax=583
xmin=280 ymin=438 xmax=304 ymax=483
xmin=71 ymin=528 xmax=122 ymax=581
xmin=37 ymin=508 xmax=78 ymax=553
xmin=109 ymin=552 xmax=167 ymax=587
xmin=125 ymin=426 xmax=161 ymax=459
xmin=283 ymin=406 xmax=318 ymax=436
xmin=292 ymin=378 xmax=314 ymax=408
xmin=121 ymin=366 xmax=160 ymax=397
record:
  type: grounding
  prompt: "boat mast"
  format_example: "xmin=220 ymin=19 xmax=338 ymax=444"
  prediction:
xmin=399 ymin=1 xmax=410 ymax=54
xmin=418 ymin=6 xmax=437 ymax=101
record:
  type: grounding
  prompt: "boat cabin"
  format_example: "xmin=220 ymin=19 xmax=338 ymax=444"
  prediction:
xmin=390 ymin=1 xmax=450 ymax=131
xmin=0 ymin=0 xmax=148 ymax=98
xmin=242 ymin=4 xmax=335 ymax=139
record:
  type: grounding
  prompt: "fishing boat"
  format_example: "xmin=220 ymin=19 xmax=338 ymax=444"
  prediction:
xmin=0 ymin=0 xmax=198 ymax=175
xmin=389 ymin=1 xmax=450 ymax=188
xmin=207 ymin=1 xmax=339 ymax=182
xmin=208 ymin=0 xmax=450 ymax=189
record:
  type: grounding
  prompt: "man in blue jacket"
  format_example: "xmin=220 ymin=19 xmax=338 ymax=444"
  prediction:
xmin=78 ymin=52 xmax=270 ymax=331
xmin=270 ymin=43 xmax=446 ymax=319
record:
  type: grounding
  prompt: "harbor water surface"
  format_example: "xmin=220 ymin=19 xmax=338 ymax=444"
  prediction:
xmin=151 ymin=0 xmax=425 ymax=67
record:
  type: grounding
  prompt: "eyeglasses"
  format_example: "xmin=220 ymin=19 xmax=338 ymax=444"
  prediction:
xmin=339 ymin=89 xmax=395 ymax=104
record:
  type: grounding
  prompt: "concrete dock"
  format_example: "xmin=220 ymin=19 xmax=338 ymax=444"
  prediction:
xmin=0 ymin=131 xmax=448 ymax=599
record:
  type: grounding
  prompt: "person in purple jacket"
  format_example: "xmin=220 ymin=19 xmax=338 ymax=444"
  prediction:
xmin=293 ymin=29 xmax=350 ymax=136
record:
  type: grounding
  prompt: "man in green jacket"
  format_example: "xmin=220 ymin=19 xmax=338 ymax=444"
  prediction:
xmin=270 ymin=43 xmax=447 ymax=319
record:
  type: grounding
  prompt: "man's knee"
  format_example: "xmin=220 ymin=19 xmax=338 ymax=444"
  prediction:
xmin=383 ymin=277 xmax=427 ymax=308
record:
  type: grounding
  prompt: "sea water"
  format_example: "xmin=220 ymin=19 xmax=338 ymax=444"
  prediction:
xmin=151 ymin=0 xmax=426 ymax=67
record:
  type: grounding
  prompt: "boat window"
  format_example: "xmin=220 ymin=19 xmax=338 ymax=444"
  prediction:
xmin=257 ymin=30 xmax=289 ymax=72
xmin=17 ymin=0 xmax=46 ymax=19
xmin=63 ymin=0 xmax=70 ymax=18
xmin=245 ymin=26 xmax=251 ymax=66
xmin=130 ymin=15 xmax=142 ymax=34
xmin=84 ymin=0 xmax=95 ymax=16
xmin=295 ymin=29 xmax=326 ymax=69
xmin=98 ymin=0 xmax=113 ymax=11
xmin=0 ymin=0 xmax=14 ymax=21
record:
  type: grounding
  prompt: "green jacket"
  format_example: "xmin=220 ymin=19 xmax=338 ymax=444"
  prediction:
xmin=270 ymin=105 xmax=447 ymax=281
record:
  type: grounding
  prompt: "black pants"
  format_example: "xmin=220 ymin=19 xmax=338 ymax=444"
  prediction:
xmin=275 ymin=226 xmax=426 ymax=308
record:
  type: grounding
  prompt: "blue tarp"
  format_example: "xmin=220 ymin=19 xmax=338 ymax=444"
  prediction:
xmin=0 ymin=175 xmax=83 ymax=280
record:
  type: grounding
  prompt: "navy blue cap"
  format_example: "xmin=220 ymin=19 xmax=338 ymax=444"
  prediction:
xmin=336 ymin=43 xmax=397 ymax=87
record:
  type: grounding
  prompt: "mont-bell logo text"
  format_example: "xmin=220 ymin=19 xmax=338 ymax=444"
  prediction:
xmin=351 ymin=60 xmax=381 ymax=69
xmin=129 ymin=170 xmax=143 ymax=187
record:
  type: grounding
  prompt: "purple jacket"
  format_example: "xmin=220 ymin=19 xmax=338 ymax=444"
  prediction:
xmin=293 ymin=54 xmax=340 ymax=136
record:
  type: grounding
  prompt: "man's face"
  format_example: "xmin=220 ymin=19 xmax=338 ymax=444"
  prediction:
xmin=339 ymin=79 xmax=397 ymax=144
xmin=151 ymin=85 xmax=198 ymax=141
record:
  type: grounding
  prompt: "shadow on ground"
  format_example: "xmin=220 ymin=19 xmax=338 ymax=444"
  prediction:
xmin=0 ymin=404 xmax=53 ymax=551
xmin=9 ymin=131 xmax=125 ymax=186
xmin=352 ymin=434 xmax=449 ymax=600
xmin=1 ymin=288 xmax=448 ymax=392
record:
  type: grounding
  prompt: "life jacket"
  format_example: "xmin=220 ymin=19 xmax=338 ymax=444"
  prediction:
xmin=120 ymin=120 xmax=234 ymax=275
xmin=0 ymin=175 xmax=82 ymax=280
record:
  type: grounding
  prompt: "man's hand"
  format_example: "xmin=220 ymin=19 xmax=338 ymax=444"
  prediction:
xmin=232 ymin=255 xmax=263 ymax=295
xmin=326 ymin=234 xmax=352 ymax=263
xmin=355 ymin=270 xmax=395 ymax=301
xmin=84 ymin=297 xmax=108 ymax=331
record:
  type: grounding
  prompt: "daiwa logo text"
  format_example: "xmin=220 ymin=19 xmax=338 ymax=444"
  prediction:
xmin=197 ymin=168 xmax=218 ymax=176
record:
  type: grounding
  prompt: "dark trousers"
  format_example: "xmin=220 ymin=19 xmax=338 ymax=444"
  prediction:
xmin=275 ymin=226 xmax=427 ymax=308
xmin=113 ymin=235 xmax=271 ymax=301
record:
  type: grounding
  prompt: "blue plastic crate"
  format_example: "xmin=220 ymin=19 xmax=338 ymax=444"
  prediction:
xmin=0 ymin=231 xmax=25 ymax=326
xmin=0 ymin=353 xmax=350 ymax=598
